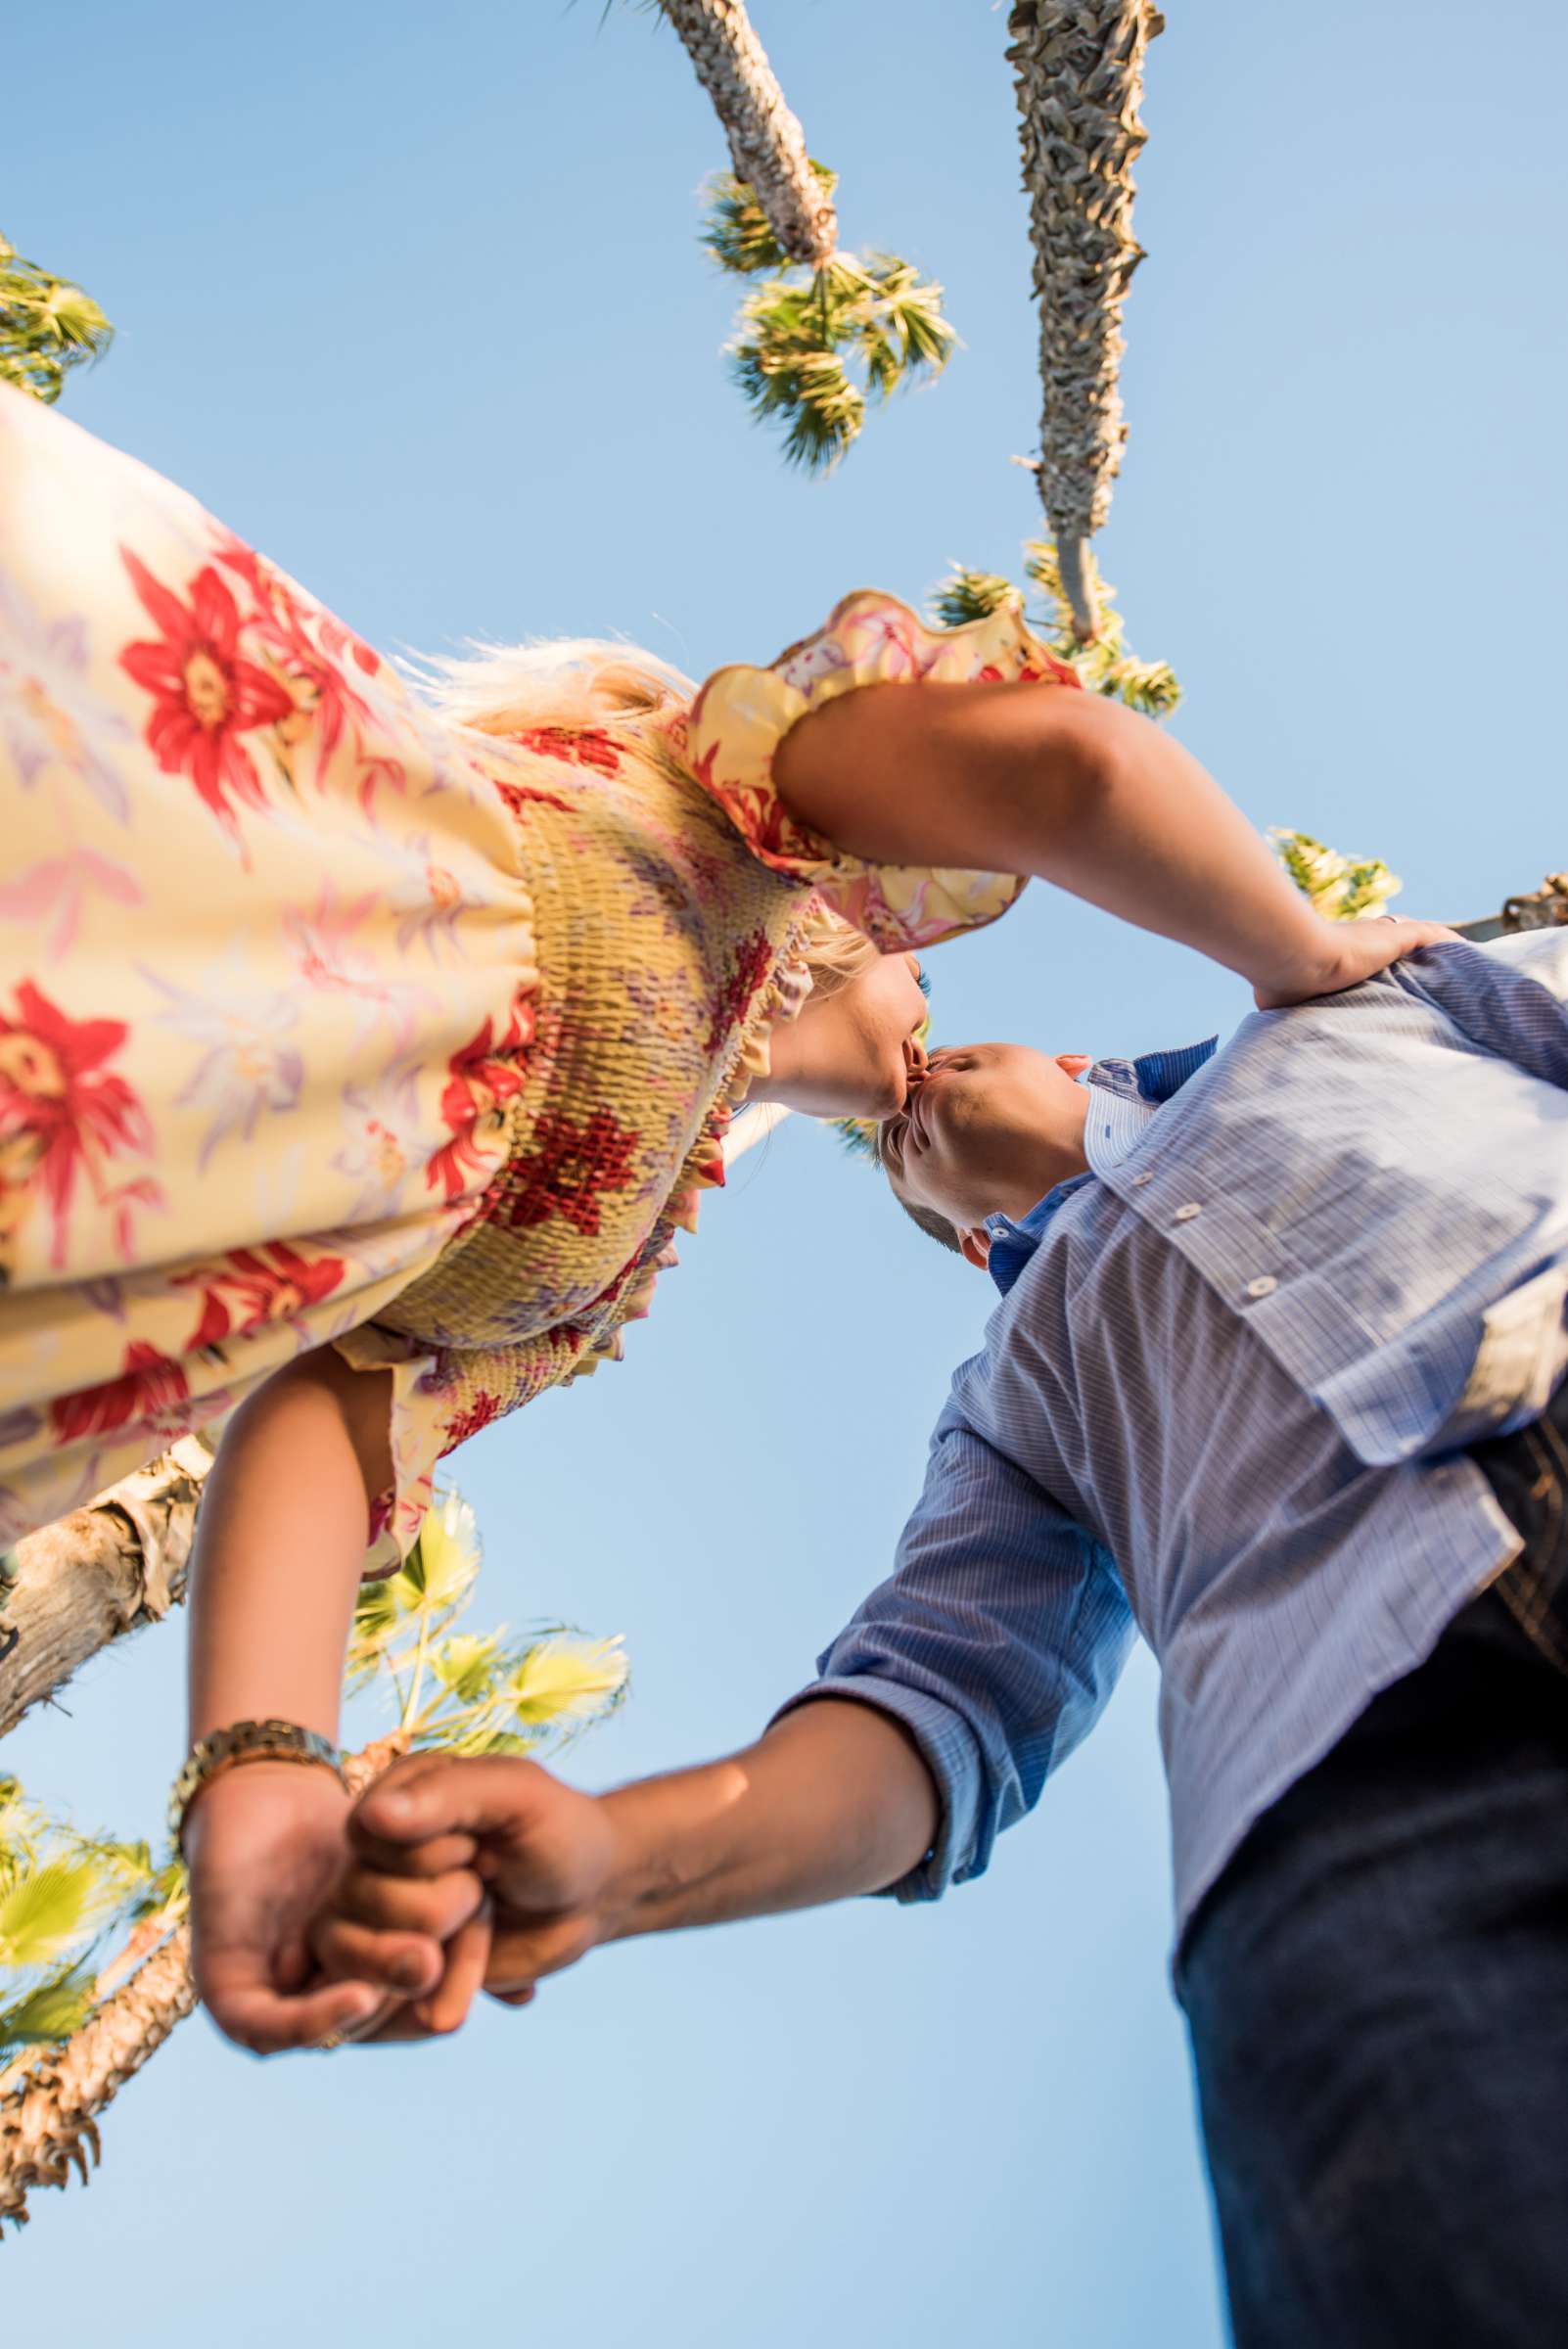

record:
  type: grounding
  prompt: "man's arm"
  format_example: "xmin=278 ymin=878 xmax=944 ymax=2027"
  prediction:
xmin=602 ymin=1700 xmax=940 ymax=1933
xmin=310 ymin=1408 xmax=1136 ymax=2032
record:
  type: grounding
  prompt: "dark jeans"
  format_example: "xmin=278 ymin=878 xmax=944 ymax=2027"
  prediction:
xmin=1177 ymin=1381 xmax=1568 ymax=2348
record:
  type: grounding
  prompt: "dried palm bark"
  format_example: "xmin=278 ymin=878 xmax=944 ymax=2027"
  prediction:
xmin=1008 ymin=1 xmax=1165 ymax=637
xmin=0 ymin=1437 xmax=214 ymax=1739
xmin=0 ymin=1930 xmax=194 ymax=2231
xmin=660 ymin=1 xmax=837 ymax=265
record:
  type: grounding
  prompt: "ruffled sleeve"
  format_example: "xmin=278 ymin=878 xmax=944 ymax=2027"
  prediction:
xmin=682 ymin=590 xmax=1083 ymax=951
xmin=335 ymin=1317 xmax=629 ymax=1578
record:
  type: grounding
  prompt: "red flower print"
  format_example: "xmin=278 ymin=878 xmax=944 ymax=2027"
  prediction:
xmin=510 ymin=725 xmax=621 ymax=776
xmin=976 ymin=656 xmax=1082 ymax=689
xmin=706 ymin=926 xmax=775 ymax=1055
xmin=0 ymin=980 xmax=158 ymax=1270
xmin=438 ymin=1388 xmax=506 ymax=1454
xmin=689 ymin=740 xmax=814 ymax=870
xmin=426 ymin=996 xmax=536 ymax=1202
xmin=118 ymin=551 xmax=297 ymax=842
xmin=316 ymin=612 xmax=382 ymax=679
xmin=495 ymin=776 xmax=573 ymax=821
xmin=49 ymin=1340 xmax=190 ymax=1446
xmin=176 ymin=1240 xmax=348 ymax=1352
xmin=494 ymin=1108 xmax=640 ymax=1239
xmin=210 ymin=533 xmax=391 ymax=792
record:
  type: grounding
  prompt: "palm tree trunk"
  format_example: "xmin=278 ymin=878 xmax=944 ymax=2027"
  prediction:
xmin=1007 ymin=2 xmax=1164 ymax=638
xmin=660 ymin=1 xmax=838 ymax=266
xmin=0 ymin=1734 xmax=405 ymax=2232
xmin=0 ymin=1436 xmax=213 ymax=1740
xmin=0 ymin=1928 xmax=194 ymax=2230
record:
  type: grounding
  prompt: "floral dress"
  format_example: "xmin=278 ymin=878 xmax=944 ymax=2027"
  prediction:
xmin=0 ymin=384 xmax=1079 ymax=1570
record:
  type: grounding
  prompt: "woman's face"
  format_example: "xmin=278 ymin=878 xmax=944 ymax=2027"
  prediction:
xmin=758 ymin=952 xmax=931 ymax=1120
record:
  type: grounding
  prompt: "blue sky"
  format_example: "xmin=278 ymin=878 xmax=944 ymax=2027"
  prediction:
xmin=5 ymin=2 xmax=1564 ymax=2340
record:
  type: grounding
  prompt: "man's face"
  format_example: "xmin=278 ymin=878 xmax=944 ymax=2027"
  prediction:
xmin=878 ymin=1043 xmax=1091 ymax=1235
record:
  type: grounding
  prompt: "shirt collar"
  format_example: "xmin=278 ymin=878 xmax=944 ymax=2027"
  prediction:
xmin=984 ymin=1035 xmax=1220 ymax=1297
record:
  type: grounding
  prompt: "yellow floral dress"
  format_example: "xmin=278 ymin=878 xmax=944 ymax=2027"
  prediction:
xmin=0 ymin=384 xmax=1080 ymax=1570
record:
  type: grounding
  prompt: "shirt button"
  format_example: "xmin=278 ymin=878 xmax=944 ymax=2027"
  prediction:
xmin=1174 ymin=1202 xmax=1202 ymax=1221
xmin=1245 ymin=1275 xmax=1278 ymax=1300
xmin=1131 ymin=1171 xmax=1154 ymax=1187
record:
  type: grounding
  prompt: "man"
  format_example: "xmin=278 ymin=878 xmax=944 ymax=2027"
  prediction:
xmin=317 ymin=928 xmax=1568 ymax=2347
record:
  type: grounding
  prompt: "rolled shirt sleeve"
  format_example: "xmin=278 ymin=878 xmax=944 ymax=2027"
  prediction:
xmin=772 ymin=1399 xmax=1136 ymax=1903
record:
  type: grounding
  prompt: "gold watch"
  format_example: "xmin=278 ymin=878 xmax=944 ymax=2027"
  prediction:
xmin=169 ymin=1718 xmax=347 ymax=1850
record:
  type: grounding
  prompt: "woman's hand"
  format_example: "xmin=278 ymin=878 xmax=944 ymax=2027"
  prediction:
xmin=1253 ymin=914 xmax=1460 ymax=1010
xmin=309 ymin=1755 xmax=625 ymax=2041
xmin=187 ymin=1762 xmax=386 ymax=2054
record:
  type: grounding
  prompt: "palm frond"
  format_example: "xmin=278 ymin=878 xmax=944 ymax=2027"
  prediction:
xmin=728 ymin=256 xmax=954 ymax=475
xmin=506 ymin=1633 xmax=629 ymax=1731
xmin=928 ymin=569 xmax=1024 ymax=629
xmin=0 ymin=1968 xmax=97 ymax=2056
xmin=0 ymin=1862 xmax=127 ymax=1974
xmin=928 ymin=538 xmax=1182 ymax=719
xmin=1270 ymin=829 xmax=1402 ymax=921
xmin=0 ymin=239 xmax=114 ymax=406
xmin=429 ymin=1631 xmax=507 ymax=1707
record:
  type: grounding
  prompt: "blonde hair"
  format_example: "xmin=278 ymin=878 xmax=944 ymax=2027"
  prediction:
xmin=414 ymin=635 xmax=698 ymax=797
xmin=417 ymin=635 xmax=694 ymax=737
xmin=796 ymin=907 xmax=882 ymax=1001
xmin=414 ymin=635 xmax=884 ymax=1002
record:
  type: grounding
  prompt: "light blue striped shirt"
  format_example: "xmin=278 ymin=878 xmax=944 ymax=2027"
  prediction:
xmin=785 ymin=931 xmax=1568 ymax=1941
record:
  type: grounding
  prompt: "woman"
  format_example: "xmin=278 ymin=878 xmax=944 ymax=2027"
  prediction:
xmin=0 ymin=382 xmax=1446 ymax=2051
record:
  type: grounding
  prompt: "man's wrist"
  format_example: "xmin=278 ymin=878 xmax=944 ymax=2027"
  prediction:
xmin=593 ymin=1774 xmax=712 ymax=1945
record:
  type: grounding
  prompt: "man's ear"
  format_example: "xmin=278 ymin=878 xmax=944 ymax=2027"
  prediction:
xmin=958 ymin=1226 xmax=992 ymax=1271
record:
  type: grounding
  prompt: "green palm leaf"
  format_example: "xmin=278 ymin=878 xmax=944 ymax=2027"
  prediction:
xmin=928 ymin=541 xmax=1180 ymax=720
xmin=727 ymin=252 xmax=954 ymax=475
xmin=1270 ymin=830 xmax=1401 ymax=921
xmin=430 ymin=1632 xmax=506 ymax=1706
xmin=928 ymin=570 xmax=1021 ymax=629
xmin=505 ymin=1633 xmax=629 ymax=1730
xmin=0 ymin=1967 xmax=96 ymax=2052
xmin=0 ymin=1860 xmax=117 ymax=1970
xmin=0 ymin=238 xmax=114 ymax=405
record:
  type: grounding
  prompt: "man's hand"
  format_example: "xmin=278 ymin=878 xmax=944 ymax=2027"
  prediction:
xmin=1254 ymin=915 xmax=1461 ymax=1010
xmin=310 ymin=1754 xmax=624 ymax=2040
xmin=187 ymin=1763 xmax=386 ymax=2054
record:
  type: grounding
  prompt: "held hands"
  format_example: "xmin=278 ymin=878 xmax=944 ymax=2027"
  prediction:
xmin=307 ymin=1755 xmax=625 ymax=2043
xmin=186 ymin=1763 xmax=387 ymax=2054
xmin=1253 ymin=914 xmax=1460 ymax=1010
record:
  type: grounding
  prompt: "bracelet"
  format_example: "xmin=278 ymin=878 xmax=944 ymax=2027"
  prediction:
xmin=169 ymin=1719 xmax=348 ymax=1850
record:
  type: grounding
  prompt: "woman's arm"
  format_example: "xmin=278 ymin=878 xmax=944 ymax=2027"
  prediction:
xmin=773 ymin=680 xmax=1451 ymax=1003
xmin=182 ymin=1346 xmax=394 ymax=2054
xmin=186 ymin=1345 xmax=392 ymax=1743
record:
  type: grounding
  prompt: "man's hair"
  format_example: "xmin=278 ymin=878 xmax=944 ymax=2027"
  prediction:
xmin=866 ymin=1121 xmax=964 ymax=1255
